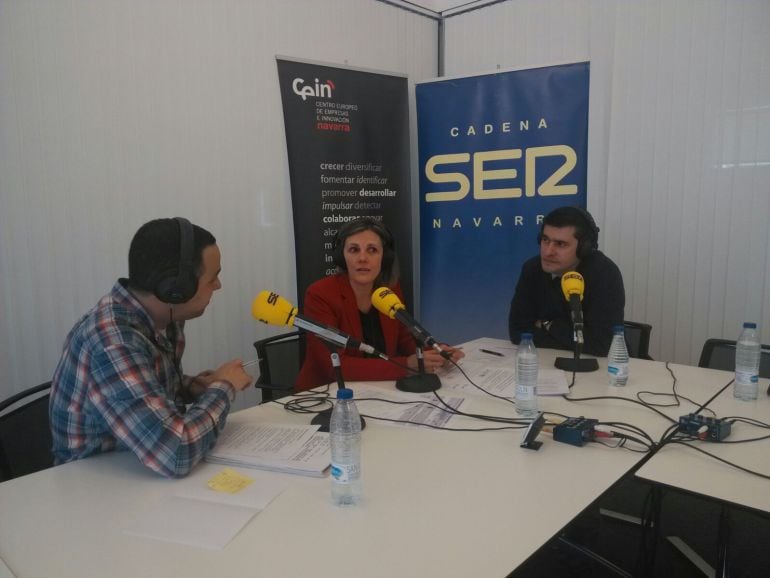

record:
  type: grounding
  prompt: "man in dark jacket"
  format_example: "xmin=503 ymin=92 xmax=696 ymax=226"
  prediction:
xmin=508 ymin=206 xmax=625 ymax=357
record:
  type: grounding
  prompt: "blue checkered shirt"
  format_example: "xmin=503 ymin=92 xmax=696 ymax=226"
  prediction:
xmin=50 ymin=280 xmax=234 ymax=477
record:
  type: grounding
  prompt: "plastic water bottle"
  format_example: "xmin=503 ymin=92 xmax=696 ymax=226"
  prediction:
xmin=734 ymin=322 xmax=760 ymax=401
xmin=607 ymin=325 xmax=629 ymax=386
xmin=330 ymin=388 xmax=362 ymax=506
xmin=515 ymin=333 xmax=539 ymax=416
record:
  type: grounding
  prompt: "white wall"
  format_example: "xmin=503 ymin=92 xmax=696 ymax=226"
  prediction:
xmin=2 ymin=0 xmax=768 ymax=405
xmin=443 ymin=0 xmax=770 ymax=363
xmin=0 ymin=0 xmax=438 ymax=403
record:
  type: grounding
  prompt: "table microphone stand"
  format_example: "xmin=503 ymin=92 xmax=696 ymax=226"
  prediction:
xmin=396 ymin=345 xmax=441 ymax=393
xmin=310 ymin=344 xmax=367 ymax=432
xmin=554 ymin=324 xmax=598 ymax=372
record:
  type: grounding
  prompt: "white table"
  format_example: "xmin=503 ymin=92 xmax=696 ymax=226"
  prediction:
xmin=0 ymin=340 xmax=762 ymax=578
xmin=635 ymin=363 xmax=770 ymax=513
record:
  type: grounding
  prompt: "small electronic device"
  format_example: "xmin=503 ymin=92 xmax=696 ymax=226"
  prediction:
xmin=520 ymin=412 xmax=546 ymax=451
xmin=678 ymin=413 xmax=731 ymax=442
xmin=553 ymin=417 xmax=598 ymax=447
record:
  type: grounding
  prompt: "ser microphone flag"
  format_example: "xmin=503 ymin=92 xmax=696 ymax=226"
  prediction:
xmin=371 ymin=287 xmax=450 ymax=358
xmin=561 ymin=271 xmax=585 ymax=301
xmin=252 ymin=291 xmax=388 ymax=359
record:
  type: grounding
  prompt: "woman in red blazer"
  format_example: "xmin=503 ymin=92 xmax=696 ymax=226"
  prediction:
xmin=295 ymin=218 xmax=462 ymax=391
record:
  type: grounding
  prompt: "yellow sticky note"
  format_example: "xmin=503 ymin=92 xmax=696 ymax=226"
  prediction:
xmin=207 ymin=468 xmax=254 ymax=494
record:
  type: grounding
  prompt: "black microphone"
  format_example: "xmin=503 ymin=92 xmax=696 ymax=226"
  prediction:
xmin=371 ymin=287 xmax=450 ymax=359
xmin=251 ymin=291 xmax=388 ymax=360
xmin=554 ymin=272 xmax=598 ymax=373
xmin=562 ymin=272 xmax=585 ymax=345
xmin=371 ymin=287 xmax=443 ymax=393
xmin=567 ymin=293 xmax=585 ymax=344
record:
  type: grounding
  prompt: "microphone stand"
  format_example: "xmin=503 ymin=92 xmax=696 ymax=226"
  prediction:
xmin=310 ymin=343 xmax=367 ymax=432
xmin=554 ymin=308 xmax=599 ymax=373
xmin=396 ymin=340 xmax=442 ymax=393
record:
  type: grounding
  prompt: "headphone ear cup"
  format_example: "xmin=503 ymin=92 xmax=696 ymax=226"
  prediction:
xmin=154 ymin=274 xmax=190 ymax=304
xmin=153 ymin=265 xmax=197 ymax=304
xmin=153 ymin=217 xmax=197 ymax=304
xmin=576 ymin=239 xmax=588 ymax=260
xmin=578 ymin=208 xmax=599 ymax=256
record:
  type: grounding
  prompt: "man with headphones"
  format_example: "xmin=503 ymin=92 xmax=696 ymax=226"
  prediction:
xmin=50 ymin=218 xmax=252 ymax=477
xmin=508 ymin=206 xmax=625 ymax=357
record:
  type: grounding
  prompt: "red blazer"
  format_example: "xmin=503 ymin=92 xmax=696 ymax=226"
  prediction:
xmin=295 ymin=274 xmax=417 ymax=391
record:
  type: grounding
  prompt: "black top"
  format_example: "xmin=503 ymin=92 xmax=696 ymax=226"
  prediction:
xmin=359 ymin=308 xmax=386 ymax=358
xmin=508 ymin=250 xmax=625 ymax=357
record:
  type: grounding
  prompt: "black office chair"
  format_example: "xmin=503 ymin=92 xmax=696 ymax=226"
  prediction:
xmin=253 ymin=331 xmax=305 ymax=402
xmin=698 ymin=338 xmax=770 ymax=378
xmin=0 ymin=381 xmax=54 ymax=482
xmin=623 ymin=321 xmax=653 ymax=360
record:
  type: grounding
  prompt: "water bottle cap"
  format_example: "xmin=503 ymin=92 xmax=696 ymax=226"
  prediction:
xmin=743 ymin=322 xmax=757 ymax=329
xmin=336 ymin=388 xmax=353 ymax=400
xmin=520 ymin=332 xmax=533 ymax=340
xmin=613 ymin=325 xmax=624 ymax=334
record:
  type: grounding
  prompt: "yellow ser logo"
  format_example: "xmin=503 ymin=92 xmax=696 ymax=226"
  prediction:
xmin=424 ymin=145 xmax=578 ymax=202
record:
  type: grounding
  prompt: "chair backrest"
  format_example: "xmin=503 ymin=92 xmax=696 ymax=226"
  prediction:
xmin=623 ymin=321 xmax=653 ymax=360
xmin=0 ymin=381 xmax=54 ymax=482
xmin=698 ymin=338 xmax=770 ymax=378
xmin=253 ymin=331 xmax=305 ymax=402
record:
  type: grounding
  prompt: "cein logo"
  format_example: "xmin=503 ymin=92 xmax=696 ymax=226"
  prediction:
xmin=292 ymin=78 xmax=335 ymax=101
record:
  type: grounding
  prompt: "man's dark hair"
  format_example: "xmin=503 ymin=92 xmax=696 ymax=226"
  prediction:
xmin=128 ymin=218 xmax=216 ymax=294
xmin=541 ymin=206 xmax=599 ymax=257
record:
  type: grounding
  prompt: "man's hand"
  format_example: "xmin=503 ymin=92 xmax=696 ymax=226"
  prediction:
xmin=209 ymin=359 xmax=252 ymax=392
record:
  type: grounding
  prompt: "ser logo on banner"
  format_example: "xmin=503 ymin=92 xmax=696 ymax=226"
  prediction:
xmin=424 ymin=145 xmax=578 ymax=202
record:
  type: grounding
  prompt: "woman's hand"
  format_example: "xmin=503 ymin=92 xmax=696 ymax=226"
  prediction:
xmin=406 ymin=346 xmax=463 ymax=373
xmin=440 ymin=345 xmax=465 ymax=363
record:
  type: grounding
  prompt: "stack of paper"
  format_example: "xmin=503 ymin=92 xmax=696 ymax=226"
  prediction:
xmin=205 ymin=423 xmax=330 ymax=477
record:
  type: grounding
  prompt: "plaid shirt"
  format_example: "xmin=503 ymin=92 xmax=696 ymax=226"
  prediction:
xmin=50 ymin=279 xmax=234 ymax=477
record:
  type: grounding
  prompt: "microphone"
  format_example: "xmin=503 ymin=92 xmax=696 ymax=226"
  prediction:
xmin=561 ymin=272 xmax=585 ymax=344
xmin=252 ymin=291 xmax=388 ymax=360
xmin=371 ymin=287 xmax=442 ymax=394
xmin=371 ymin=287 xmax=449 ymax=359
xmin=554 ymin=272 xmax=598 ymax=373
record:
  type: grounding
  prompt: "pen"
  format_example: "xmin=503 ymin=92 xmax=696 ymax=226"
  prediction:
xmin=241 ymin=359 xmax=260 ymax=368
xmin=480 ymin=349 xmax=504 ymax=357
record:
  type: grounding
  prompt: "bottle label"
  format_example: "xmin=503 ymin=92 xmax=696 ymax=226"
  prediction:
xmin=608 ymin=364 xmax=628 ymax=378
xmin=515 ymin=384 xmax=535 ymax=400
xmin=331 ymin=462 xmax=360 ymax=484
xmin=735 ymin=371 xmax=758 ymax=385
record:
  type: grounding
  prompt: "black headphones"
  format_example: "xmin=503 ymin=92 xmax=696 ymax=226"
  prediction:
xmin=152 ymin=217 xmax=198 ymax=304
xmin=332 ymin=217 xmax=396 ymax=274
xmin=537 ymin=206 xmax=600 ymax=260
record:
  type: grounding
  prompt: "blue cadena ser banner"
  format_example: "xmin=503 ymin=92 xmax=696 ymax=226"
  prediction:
xmin=416 ymin=62 xmax=589 ymax=344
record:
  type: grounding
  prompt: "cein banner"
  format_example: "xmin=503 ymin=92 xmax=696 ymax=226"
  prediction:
xmin=276 ymin=57 xmax=412 ymax=307
xmin=416 ymin=62 xmax=590 ymax=343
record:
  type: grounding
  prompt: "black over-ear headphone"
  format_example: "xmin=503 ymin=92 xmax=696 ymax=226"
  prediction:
xmin=537 ymin=206 xmax=600 ymax=260
xmin=153 ymin=217 xmax=198 ymax=304
xmin=332 ymin=218 xmax=395 ymax=274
